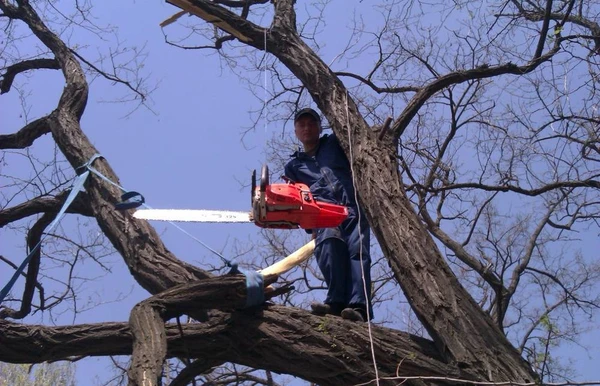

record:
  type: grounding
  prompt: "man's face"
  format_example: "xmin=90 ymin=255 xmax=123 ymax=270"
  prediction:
xmin=294 ymin=115 xmax=321 ymax=147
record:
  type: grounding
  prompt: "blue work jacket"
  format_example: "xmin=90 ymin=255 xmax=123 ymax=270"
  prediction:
xmin=284 ymin=134 xmax=357 ymax=207
xmin=284 ymin=134 xmax=367 ymax=244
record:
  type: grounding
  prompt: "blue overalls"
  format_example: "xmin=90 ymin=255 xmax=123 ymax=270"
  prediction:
xmin=285 ymin=134 xmax=372 ymax=315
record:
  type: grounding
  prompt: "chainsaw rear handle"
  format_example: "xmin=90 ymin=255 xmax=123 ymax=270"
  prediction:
xmin=260 ymin=164 xmax=269 ymax=192
xmin=251 ymin=164 xmax=270 ymax=194
xmin=251 ymin=169 xmax=256 ymax=205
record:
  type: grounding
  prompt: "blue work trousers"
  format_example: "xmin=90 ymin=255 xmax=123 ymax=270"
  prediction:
xmin=314 ymin=210 xmax=372 ymax=314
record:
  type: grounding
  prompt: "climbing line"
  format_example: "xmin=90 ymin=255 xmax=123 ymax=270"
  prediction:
xmin=0 ymin=165 xmax=91 ymax=305
xmin=84 ymin=156 xmax=233 ymax=268
xmin=263 ymin=27 xmax=269 ymax=143
xmin=1 ymin=154 xmax=263 ymax=307
xmin=86 ymin=157 xmax=263 ymax=306
xmin=343 ymin=90 xmax=380 ymax=385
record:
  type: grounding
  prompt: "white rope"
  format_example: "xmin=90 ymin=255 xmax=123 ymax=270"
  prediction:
xmin=263 ymin=28 xmax=269 ymax=153
xmin=343 ymin=90 xmax=380 ymax=385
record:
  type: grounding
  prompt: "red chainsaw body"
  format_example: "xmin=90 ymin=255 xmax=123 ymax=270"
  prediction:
xmin=252 ymin=182 xmax=348 ymax=229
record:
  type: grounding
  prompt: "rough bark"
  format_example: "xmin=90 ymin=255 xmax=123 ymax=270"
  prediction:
xmin=128 ymin=275 xmax=270 ymax=385
xmin=1 ymin=305 xmax=473 ymax=386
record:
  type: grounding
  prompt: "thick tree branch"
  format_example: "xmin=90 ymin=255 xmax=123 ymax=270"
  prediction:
xmin=11 ymin=0 xmax=88 ymax=118
xmin=166 ymin=0 xmax=266 ymax=46
xmin=0 ymin=0 xmax=17 ymax=18
xmin=212 ymin=0 xmax=269 ymax=8
xmin=128 ymin=274 xmax=276 ymax=385
xmin=0 ymin=306 xmax=474 ymax=386
xmin=0 ymin=115 xmax=53 ymax=150
xmin=0 ymin=190 xmax=93 ymax=228
xmin=0 ymin=58 xmax=60 ymax=94
xmin=533 ymin=0 xmax=554 ymax=60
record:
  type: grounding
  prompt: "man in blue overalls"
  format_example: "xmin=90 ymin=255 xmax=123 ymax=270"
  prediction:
xmin=285 ymin=108 xmax=372 ymax=322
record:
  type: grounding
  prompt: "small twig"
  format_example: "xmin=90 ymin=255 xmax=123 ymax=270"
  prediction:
xmin=377 ymin=117 xmax=393 ymax=141
xmin=355 ymin=375 xmax=600 ymax=386
xmin=69 ymin=48 xmax=146 ymax=101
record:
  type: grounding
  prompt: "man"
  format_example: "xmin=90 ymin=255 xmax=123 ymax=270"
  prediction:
xmin=285 ymin=107 xmax=372 ymax=322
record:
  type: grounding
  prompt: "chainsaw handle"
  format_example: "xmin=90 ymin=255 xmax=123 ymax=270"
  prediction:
xmin=251 ymin=169 xmax=256 ymax=205
xmin=260 ymin=164 xmax=269 ymax=192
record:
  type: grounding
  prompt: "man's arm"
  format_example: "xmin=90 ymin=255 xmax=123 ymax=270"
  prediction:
xmin=283 ymin=161 xmax=297 ymax=182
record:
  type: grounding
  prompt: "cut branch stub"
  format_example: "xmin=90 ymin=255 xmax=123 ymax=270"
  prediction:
xmin=128 ymin=239 xmax=316 ymax=386
xmin=259 ymin=240 xmax=315 ymax=277
xmin=128 ymin=274 xmax=265 ymax=386
xmin=166 ymin=0 xmax=253 ymax=42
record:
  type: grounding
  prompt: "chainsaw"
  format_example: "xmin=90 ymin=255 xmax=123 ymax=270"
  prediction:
xmin=133 ymin=165 xmax=348 ymax=229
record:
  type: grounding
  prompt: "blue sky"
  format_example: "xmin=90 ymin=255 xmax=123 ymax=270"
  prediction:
xmin=1 ymin=0 xmax=599 ymax=384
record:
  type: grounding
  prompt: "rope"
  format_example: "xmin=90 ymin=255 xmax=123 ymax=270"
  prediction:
xmin=343 ymin=90 xmax=380 ymax=385
xmin=87 ymin=157 xmax=234 ymax=267
xmin=263 ymin=27 xmax=269 ymax=144
xmin=87 ymin=159 xmax=264 ymax=306
xmin=0 ymin=158 xmax=95 ymax=304
xmin=1 ymin=154 xmax=264 ymax=308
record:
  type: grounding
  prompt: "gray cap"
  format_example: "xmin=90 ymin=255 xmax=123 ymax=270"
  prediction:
xmin=294 ymin=108 xmax=321 ymax=123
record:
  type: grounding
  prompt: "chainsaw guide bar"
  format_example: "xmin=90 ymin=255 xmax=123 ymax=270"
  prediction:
xmin=133 ymin=165 xmax=348 ymax=230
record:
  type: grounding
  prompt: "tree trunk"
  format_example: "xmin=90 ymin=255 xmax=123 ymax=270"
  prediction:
xmin=260 ymin=0 xmax=535 ymax=381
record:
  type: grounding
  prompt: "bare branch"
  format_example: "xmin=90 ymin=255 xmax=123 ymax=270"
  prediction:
xmin=0 ymin=212 xmax=54 ymax=320
xmin=414 ymin=179 xmax=600 ymax=196
xmin=169 ymin=358 xmax=224 ymax=386
xmin=0 ymin=58 xmax=60 ymax=94
xmin=0 ymin=190 xmax=93 ymax=228
xmin=0 ymin=115 xmax=53 ymax=150
xmin=525 ymin=266 xmax=600 ymax=309
xmin=390 ymin=48 xmax=563 ymax=139
xmin=335 ymin=71 xmax=419 ymax=94
xmin=69 ymin=49 xmax=147 ymax=102
xmin=0 ymin=255 xmax=44 ymax=308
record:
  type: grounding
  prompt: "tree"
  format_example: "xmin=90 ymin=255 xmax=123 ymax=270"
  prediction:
xmin=1 ymin=0 xmax=598 ymax=385
xmin=0 ymin=362 xmax=75 ymax=386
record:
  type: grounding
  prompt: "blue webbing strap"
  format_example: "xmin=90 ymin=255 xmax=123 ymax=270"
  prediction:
xmin=115 ymin=191 xmax=145 ymax=210
xmin=227 ymin=265 xmax=265 ymax=308
xmin=82 ymin=155 xmax=145 ymax=210
xmin=0 ymin=170 xmax=90 ymax=305
xmin=244 ymin=270 xmax=265 ymax=308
